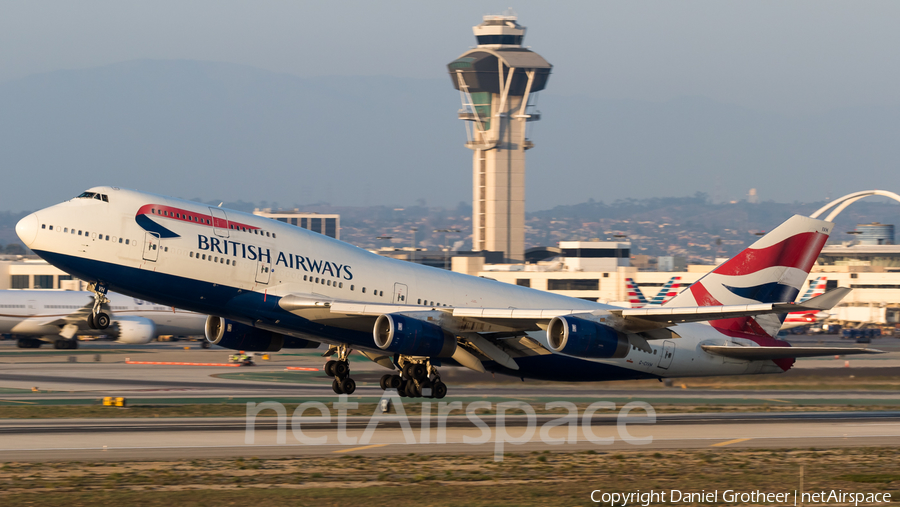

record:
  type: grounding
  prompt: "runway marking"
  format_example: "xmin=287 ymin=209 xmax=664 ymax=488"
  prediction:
xmin=0 ymin=399 xmax=35 ymax=404
xmin=759 ymin=398 xmax=791 ymax=403
xmin=333 ymin=444 xmax=388 ymax=454
xmin=711 ymin=438 xmax=753 ymax=447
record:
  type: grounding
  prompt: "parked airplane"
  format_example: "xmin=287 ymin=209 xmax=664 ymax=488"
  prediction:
xmin=625 ymin=277 xmax=682 ymax=307
xmin=781 ymin=276 xmax=829 ymax=330
xmin=16 ymin=187 xmax=881 ymax=397
xmin=0 ymin=290 xmax=207 ymax=349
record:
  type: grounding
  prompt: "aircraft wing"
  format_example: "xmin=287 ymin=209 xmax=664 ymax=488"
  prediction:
xmin=280 ymin=288 xmax=851 ymax=336
xmin=278 ymin=288 xmax=853 ymax=370
xmin=39 ymin=299 xmax=109 ymax=329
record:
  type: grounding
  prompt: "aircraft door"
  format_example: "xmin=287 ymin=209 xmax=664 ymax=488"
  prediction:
xmin=657 ymin=340 xmax=675 ymax=369
xmin=392 ymin=283 xmax=408 ymax=304
xmin=209 ymin=207 xmax=230 ymax=238
xmin=255 ymin=260 xmax=271 ymax=284
xmin=142 ymin=232 xmax=160 ymax=261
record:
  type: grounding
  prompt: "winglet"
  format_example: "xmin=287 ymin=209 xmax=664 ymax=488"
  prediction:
xmin=790 ymin=287 xmax=851 ymax=311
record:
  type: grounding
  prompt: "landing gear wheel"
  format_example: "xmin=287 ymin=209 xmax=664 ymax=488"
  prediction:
xmin=201 ymin=341 xmax=210 ymax=349
xmin=380 ymin=374 xmax=392 ymax=390
xmin=340 ymin=377 xmax=356 ymax=395
xmin=332 ymin=361 xmax=350 ymax=378
xmin=402 ymin=363 xmax=413 ymax=379
xmin=398 ymin=380 xmax=410 ymax=397
xmin=432 ymin=381 xmax=448 ymax=399
xmin=411 ymin=364 xmax=428 ymax=381
xmin=54 ymin=340 xmax=65 ymax=350
xmin=70 ymin=339 xmax=79 ymax=349
xmin=419 ymin=379 xmax=433 ymax=398
xmin=389 ymin=375 xmax=402 ymax=389
xmin=324 ymin=360 xmax=336 ymax=377
xmin=87 ymin=313 xmax=96 ymax=330
xmin=332 ymin=379 xmax=344 ymax=394
xmin=94 ymin=312 xmax=110 ymax=330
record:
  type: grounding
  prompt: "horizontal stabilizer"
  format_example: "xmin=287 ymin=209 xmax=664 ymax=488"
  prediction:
xmin=793 ymin=287 xmax=851 ymax=311
xmin=702 ymin=345 xmax=884 ymax=360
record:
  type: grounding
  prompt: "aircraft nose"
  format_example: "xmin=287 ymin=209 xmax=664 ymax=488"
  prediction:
xmin=16 ymin=213 xmax=39 ymax=247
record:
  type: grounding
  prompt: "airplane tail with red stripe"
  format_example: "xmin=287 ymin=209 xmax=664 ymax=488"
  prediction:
xmin=666 ymin=215 xmax=833 ymax=341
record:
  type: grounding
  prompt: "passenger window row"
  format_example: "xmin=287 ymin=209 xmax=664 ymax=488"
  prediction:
xmin=151 ymin=208 xmax=211 ymax=225
xmin=150 ymin=208 xmax=276 ymax=239
xmin=40 ymin=224 xmax=134 ymax=246
xmin=229 ymin=223 xmax=276 ymax=239
xmin=416 ymin=299 xmax=448 ymax=307
xmin=0 ymin=304 xmax=25 ymax=308
xmin=189 ymin=251 xmax=237 ymax=267
xmin=302 ymin=274 xmax=346 ymax=289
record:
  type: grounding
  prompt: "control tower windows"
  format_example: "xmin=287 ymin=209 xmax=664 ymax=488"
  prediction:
xmin=476 ymin=34 xmax=523 ymax=45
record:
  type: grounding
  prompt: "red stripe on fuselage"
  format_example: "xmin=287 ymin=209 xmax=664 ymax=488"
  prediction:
xmin=714 ymin=231 xmax=828 ymax=276
xmin=136 ymin=204 xmax=260 ymax=232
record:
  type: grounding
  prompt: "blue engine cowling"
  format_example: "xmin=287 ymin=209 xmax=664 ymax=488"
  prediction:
xmin=546 ymin=315 xmax=629 ymax=358
xmin=373 ymin=313 xmax=457 ymax=357
xmin=205 ymin=316 xmax=318 ymax=351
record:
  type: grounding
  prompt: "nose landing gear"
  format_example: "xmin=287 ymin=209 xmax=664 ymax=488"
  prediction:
xmin=86 ymin=282 xmax=111 ymax=330
xmin=324 ymin=345 xmax=356 ymax=395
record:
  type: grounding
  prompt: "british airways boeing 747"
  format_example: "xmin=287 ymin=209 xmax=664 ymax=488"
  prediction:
xmin=16 ymin=187 xmax=881 ymax=397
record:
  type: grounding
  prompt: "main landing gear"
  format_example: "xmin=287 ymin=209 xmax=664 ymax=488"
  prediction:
xmin=86 ymin=283 xmax=111 ymax=330
xmin=325 ymin=345 xmax=356 ymax=395
xmin=380 ymin=358 xmax=447 ymax=399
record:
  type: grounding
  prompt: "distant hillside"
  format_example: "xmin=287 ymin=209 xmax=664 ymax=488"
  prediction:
xmin=1 ymin=59 xmax=899 ymax=213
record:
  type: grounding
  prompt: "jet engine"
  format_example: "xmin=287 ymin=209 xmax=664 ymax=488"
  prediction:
xmin=205 ymin=316 xmax=286 ymax=352
xmin=112 ymin=316 xmax=156 ymax=344
xmin=373 ymin=313 xmax=457 ymax=357
xmin=546 ymin=315 xmax=629 ymax=359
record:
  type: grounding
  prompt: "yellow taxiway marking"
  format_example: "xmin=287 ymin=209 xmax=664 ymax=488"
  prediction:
xmin=711 ymin=438 xmax=753 ymax=447
xmin=759 ymin=398 xmax=791 ymax=403
xmin=333 ymin=444 xmax=388 ymax=454
xmin=0 ymin=399 xmax=36 ymax=404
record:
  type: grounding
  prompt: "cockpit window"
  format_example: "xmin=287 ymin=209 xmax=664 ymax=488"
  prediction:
xmin=75 ymin=191 xmax=109 ymax=202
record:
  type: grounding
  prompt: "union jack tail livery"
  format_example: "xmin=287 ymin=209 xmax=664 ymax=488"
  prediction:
xmin=666 ymin=215 xmax=833 ymax=341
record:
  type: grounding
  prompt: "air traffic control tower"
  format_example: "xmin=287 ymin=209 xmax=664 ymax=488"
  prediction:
xmin=448 ymin=13 xmax=551 ymax=262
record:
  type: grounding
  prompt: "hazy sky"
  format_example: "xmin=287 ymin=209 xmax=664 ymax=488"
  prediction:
xmin=3 ymin=1 xmax=900 ymax=115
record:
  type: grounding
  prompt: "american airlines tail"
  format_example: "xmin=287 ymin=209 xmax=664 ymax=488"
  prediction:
xmin=624 ymin=278 xmax=648 ymax=307
xmin=666 ymin=215 xmax=832 ymax=338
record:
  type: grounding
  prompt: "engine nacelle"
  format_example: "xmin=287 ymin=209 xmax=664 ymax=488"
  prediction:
xmin=112 ymin=316 xmax=156 ymax=344
xmin=546 ymin=315 xmax=629 ymax=359
xmin=373 ymin=313 xmax=457 ymax=358
xmin=205 ymin=316 xmax=285 ymax=352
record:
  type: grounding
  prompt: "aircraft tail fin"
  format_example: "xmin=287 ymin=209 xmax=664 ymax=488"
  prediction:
xmin=665 ymin=214 xmax=833 ymax=339
xmin=625 ymin=278 xmax=648 ymax=307
xmin=649 ymin=276 xmax=682 ymax=306
xmin=798 ymin=276 xmax=827 ymax=302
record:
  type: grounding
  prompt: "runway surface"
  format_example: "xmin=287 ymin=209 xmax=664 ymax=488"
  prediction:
xmin=0 ymin=411 xmax=898 ymax=461
xmin=0 ymin=341 xmax=898 ymax=402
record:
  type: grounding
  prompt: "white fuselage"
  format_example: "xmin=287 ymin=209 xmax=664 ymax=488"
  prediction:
xmin=17 ymin=187 xmax=784 ymax=380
